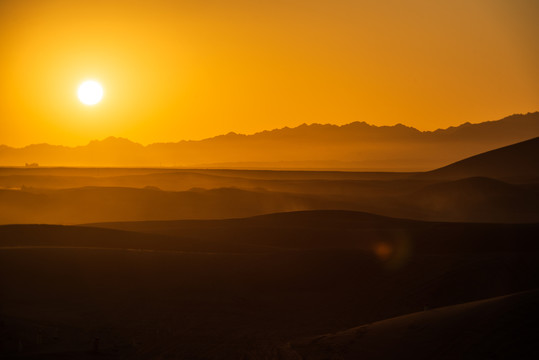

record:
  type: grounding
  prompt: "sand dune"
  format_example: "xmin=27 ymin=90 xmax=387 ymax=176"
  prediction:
xmin=292 ymin=289 xmax=539 ymax=360
xmin=1 ymin=210 xmax=539 ymax=358
xmin=88 ymin=209 xmax=539 ymax=253
xmin=425 ymin=136 xmax=539 ymax=181
xmin=405 ymin=177 xmax=539 ymax=222
xmin=1 ymin=176 xmax=537 ymax=224
xmin=0 ymin=186 xmax=350 ymax=224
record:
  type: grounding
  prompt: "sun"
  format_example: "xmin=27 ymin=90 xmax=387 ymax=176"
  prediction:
xmin=77 ymin=80 xmax=104 ymax=105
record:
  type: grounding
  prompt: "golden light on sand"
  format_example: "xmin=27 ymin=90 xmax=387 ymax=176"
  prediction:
xmin=77 ymin=80 xmax=104 ymax=106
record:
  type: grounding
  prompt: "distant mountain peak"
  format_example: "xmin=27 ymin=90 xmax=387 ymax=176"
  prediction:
xmin=87 ymin=136 xmax=142 ymax=147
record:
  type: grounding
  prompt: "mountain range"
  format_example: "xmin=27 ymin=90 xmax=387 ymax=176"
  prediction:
xmin=1 ymin=112 xmax=538 ymax=170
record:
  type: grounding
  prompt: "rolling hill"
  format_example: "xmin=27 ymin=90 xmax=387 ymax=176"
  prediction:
xmin=1 ymin=136 xmax=538 ymax=224
xmin=404 ymin=177 xmax=539 ymax=222
xmin=2 ymin=210 xmax=539 ymax=358
xmin=291 ymin=289 xmax=539 ymax=360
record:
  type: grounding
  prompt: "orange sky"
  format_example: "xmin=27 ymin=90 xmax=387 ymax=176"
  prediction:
xmin=1 ymin=0 xmax=538 ymax=147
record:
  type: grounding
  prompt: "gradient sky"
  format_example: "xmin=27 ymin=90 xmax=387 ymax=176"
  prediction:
xmin=1 ymin=0 xmax=538 ymax=147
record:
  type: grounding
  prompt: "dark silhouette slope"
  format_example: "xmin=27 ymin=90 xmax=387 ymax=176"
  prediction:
xmin=292 ymin=289 xmax=539 ymax=360
xmin=88 ymin=210 xmax=539 ymax=253
xmin=425 ymin=136 xmax=539 ymax=181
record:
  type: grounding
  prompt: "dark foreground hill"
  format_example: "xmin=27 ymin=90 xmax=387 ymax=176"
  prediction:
xmin=1 ymin=210 xmax=539 ymax=359
xmin=88 ymin=210 xmax=539 ymax=254
xmin=291 ymin=289 xmax=539 ymax=360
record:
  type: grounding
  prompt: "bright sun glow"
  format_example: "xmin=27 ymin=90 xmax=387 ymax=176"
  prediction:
xmin=77 ymin=80 xmax=104 ymax=105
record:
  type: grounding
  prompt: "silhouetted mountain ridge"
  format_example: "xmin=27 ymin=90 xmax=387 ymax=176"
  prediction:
xmin=0 ymin=112 xmax=537 ymax=169
xmin=87 ymin=136 xmax=142 ymax=148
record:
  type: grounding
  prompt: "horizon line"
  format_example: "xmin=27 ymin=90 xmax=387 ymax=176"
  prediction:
xmin=2 ymin=111 xmax=537 ymax=149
